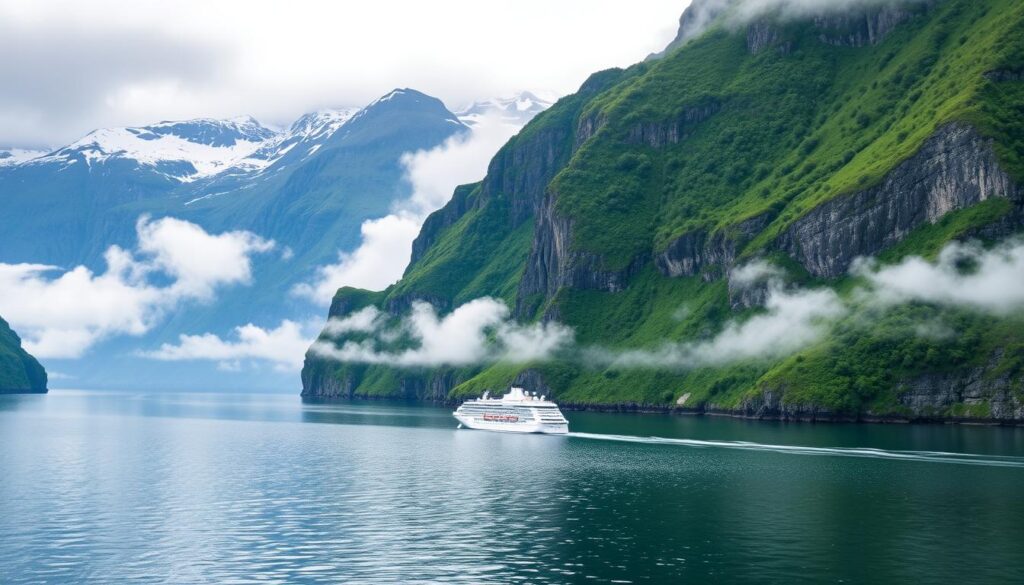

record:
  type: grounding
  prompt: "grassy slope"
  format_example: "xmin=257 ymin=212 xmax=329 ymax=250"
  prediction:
xmin=311 ymin=0 xmax=1024 ymax=417
xmin=0 ymin=317 xmax=47 ymax=393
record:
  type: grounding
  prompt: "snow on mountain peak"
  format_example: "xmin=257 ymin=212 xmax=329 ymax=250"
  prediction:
xmin=288 ymin=108 xmax=361 ymax=140
xmin=457 ymin=91 xmax=555 ymax=126
xmin=0 ymin=148 xmax=48 ymax=168
xmin=32 ymin=117 xmax=280 ymax=182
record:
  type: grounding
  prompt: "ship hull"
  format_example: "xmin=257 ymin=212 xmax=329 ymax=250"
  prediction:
xmin=453 ymin=413 xmax=568 ymax=435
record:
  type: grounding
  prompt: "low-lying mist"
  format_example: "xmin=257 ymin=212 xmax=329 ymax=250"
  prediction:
xmin=315 ymin=238 xmax=1024 ymax=372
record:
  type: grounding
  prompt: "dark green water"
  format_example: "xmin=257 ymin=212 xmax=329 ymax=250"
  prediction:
xmin=1 ymin=390 xmax=1022 ymax=583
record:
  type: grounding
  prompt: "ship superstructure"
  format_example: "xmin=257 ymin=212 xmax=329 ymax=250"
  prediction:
xmin=453 ymin=387 xmax=568 ymax=434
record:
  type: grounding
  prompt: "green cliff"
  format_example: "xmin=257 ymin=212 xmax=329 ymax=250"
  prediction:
xmin=304 ymin=0 xmax=1024 ymax=422
xmin=0 ymin=317 xmax=47 ymax=394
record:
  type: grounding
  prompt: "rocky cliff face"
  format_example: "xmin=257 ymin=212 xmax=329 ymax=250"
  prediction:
xmin=746 ymin=22 xmax=782 ymax=54
xmin=778 ymin=123 xmax=1021 ymax=278
xmin=624 ymin=101 xmax=722 ymax=148
xmin=517 ymin=192 xmax=648 ymax=317
xmin=895 ymin=357 xmax=1024 ymax=422
xmin=715 ymin=356 xmax=1024 ymax=423
xmin=655 ymin=213 xmax=772 ymax=281
xmin=813 ymin=2 xmax=933 ymax=48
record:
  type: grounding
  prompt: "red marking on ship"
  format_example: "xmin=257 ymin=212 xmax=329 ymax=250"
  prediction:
xmin=482 ymin=414 xmax=520 ymax=423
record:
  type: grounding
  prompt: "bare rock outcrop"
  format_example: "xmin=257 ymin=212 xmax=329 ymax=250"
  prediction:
xmin=814 ymin=2 xmax=933 ymax=48
xmin=624 ymin=100 xmax=722 ymax=148
xmin=517 ymin=192 xmax=648 ymax=317
xmin=655 ymin=213 xmax=772 ymax=280
xmin=778 ymin=123 xmax=1022 ymax=278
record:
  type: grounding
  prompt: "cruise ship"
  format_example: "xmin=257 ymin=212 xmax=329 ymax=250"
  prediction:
xmin=453 ymin=387 xmax=569 ymax=434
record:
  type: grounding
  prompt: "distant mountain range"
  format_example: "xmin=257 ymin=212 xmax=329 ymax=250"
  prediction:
xmin=0 ymin=89 xmax=551 ymax=390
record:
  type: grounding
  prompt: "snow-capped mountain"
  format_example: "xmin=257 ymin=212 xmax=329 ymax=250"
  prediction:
xmin=0 ymin=148 xmax=47 ymax=167
xmin=27 ymin=116 xmax=279 ymax=182
xmin=247 ymin=108 xmax=361 ymax=166
xmin=457 ymin=91 xmax=554 ymax=126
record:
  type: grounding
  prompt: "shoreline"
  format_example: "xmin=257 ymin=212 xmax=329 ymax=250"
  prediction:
xmin=299 ymin=393 xmax=1024 ymax=427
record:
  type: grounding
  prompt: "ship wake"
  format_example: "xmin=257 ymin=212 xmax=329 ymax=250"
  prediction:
xmin=568 ymin=432 xmax=1024 ymax=468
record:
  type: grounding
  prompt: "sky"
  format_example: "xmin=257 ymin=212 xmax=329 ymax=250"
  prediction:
xmin=0 ymin=0 xmax=688 ymax=148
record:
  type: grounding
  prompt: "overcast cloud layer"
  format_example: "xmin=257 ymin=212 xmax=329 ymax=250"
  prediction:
xmin=0 ymin=0 xmax=686 ymax=147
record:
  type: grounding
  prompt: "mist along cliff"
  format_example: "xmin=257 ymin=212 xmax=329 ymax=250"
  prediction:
xmin=0 ymin=317 xmax=46 ymax=394
xmin=303 ymin=0 xmax=1024 ymax=423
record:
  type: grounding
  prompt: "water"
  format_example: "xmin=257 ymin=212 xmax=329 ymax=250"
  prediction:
xmin=1 ymin=391 xmax=1022 ymax=583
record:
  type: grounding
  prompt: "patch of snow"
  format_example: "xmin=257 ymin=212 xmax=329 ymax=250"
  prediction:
xmin=0 ymin=148 xmax=49 ymax=167
xmin=184 ymin=191 xmax=230 ymax=206
xmin=25 ymin=116 xmax=284 ymax=182
xmin=457 ymin=91 xmax=554 ymax=127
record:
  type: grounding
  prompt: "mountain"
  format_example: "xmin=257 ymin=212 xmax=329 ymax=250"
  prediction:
xmin=0 ymin=88 xmax=470 ymax=389
xmin=0 ymin=317 xmax=46 ymax=394
xmin=303 ymin=0 xmax=1024 ymax=423
xmin=457 ymin=91 xmax=555 ymax=126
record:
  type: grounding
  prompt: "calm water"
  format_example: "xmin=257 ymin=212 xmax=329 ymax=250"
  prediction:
xmin=1 ymin=391 xmax=1023 ymax=584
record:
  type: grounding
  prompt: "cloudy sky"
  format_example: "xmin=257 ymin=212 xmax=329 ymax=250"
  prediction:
xmin=0 ymin=0 xmax=687 ymax=148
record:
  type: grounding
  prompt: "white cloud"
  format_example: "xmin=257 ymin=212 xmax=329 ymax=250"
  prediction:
xmin=597 ymin=286 xmax=845 ymax=369
xmin=729 ymin=259 xmax=784 ymax=288
xmin=294 ymin=113 xmax=524 ymax=303
xmin=305 ymin=238 xmax=1024 ymax=373
xmin=0 ymin=216 xmax=274 ymax=358
xmin=292 ymin=214 xmax=422 ymax=300
xmin=731 ymin=0 xmax=927 ymax=22
xmin=668 ymin=0 xmax=927 ymax=53
xmin=0 ymin=0 xmax=685 ymax=147
xmin=324 ymin=306 xmax=383 ymax=335
xmin=854 ymin=239 xmax=1024 ymax=314
xmin=311 ymin=298 xmax=573 ymax=367
xmin=136 ymin=216 xmax=275 ymax=298
xmin=140 ymin=320 xmax=314 ymax=371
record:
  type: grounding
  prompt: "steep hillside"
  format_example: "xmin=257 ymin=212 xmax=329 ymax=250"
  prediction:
xmin=304 ymin=0 xmax=1024 ymax=422
xmin=0 ymin=317 xmax=47 ymax=394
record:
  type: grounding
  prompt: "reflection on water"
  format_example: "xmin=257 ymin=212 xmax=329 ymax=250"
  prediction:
xmin=1 ymin=390 xmax=1022 ymax=583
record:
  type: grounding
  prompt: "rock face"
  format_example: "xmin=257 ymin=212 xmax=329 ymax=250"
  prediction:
xmin=717 ymin=358 xmax=1024 ymax=423
xmin=747 ymin=22 xmax=781 ymax=54
xmin=896 ymin=365 xmax=1024 ymax=422
xmin=517 ymin=192 xmax=648 ymax=317
xmin=813 ymin=2 xmax=933 ymax=48
xmin=624 ymin=101 xmax=722 ymax=148
xmin=778 ymin=123 xmax=1022 ymax=278
xmin=656 ymin=213 xmax=772 ymax=280
xmin=727 ymin=276 xmax=773 ymax=311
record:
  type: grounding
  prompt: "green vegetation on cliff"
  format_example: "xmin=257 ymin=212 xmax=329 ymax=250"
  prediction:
xmin=305 ymin=0 xmax=1024 ymax=422
xmin=0 ymin=317 xmax=47 ymax=394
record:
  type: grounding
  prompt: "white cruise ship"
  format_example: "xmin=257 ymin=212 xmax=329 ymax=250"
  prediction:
xmin=453 ymin=387 xmax=569 ymax=434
